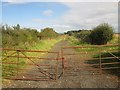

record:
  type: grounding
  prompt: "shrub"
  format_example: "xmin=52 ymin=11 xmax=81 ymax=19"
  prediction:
xmin=89 ymin=23 xmax=114 ymax=45
xmin=39 ymin=27 xmax=58 ymax=39
xmin=76 ymin=30 xmax=91 ymax=43
xmin=2 ymin=24 xmax=40 ymax=48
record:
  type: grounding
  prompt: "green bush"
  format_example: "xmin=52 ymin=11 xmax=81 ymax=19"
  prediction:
xmin=39 ymin=27 xmax=58 ymax=39
xmin=2 ymin=24 xmax=40 ymax=48
xmin=76 ymin=30 xmax=91 ymax=43
xmin=89 ymin=23 xmax=114 ymax=45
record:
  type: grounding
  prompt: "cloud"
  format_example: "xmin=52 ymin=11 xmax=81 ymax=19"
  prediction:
xmin=52 ymin=24 xmax=71 ymax=28
xmin=59 ymin=2 xmax=118 ymax=31
xmin=42 ymin=9 xmax=53 ymax=16
xmin=32 ymin=2 xmax=118 ymax=33
xmin=4 ymin=1 xmax=118 ymax=33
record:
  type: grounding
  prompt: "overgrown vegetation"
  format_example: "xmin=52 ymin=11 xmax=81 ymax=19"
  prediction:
xmin=89 ymin=23 xmax=114 ymax=45
xmin=66 ymin=23 xmax=114 ymax=45
xmin=39 ymin=27 xmax=59 ymax=39
xmin=1 ymin=24 xmax=62 ymax=81
xmin=2 ymin=24 xmax=59 ymax=49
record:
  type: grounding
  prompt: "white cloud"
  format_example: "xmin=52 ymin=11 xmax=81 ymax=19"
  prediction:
xmin=42 ymin=9 xmax=53 ymax=16
xmin=52 ymin=24 xmax=71 ymax=28
xmin=3 ymin=1 xmax=118 ymax=33
xmin=58 ymin=2 xmax=118 ymax=31
xmin=32 ymin=2 xmax=118 ymax=33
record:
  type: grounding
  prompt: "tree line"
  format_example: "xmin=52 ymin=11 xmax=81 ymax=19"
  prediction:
xmin=66 ymin=23 xmax=114 ymax=45
xmin=1 ymin=23 xmax=114 ymax=49
xmin=1 ymin=24 xmax=59 ymax=48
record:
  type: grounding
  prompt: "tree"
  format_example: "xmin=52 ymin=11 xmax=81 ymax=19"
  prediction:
xmin=39 ymin=27 xmax=58 ymax=39
xmin=13 ymin=24 xmax=20 ymax=30
xmin=2 ymin=24 xmax=40 ymax=48
xmin=76 ymin=30 xmax=91 ymax=43
xmin=89 ymin=23 xmax=114 ymax=45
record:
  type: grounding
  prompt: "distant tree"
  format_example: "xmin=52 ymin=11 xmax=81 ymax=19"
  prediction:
xmin=77 ymin=30 xmax=91 ymax=43
xmin=89 ymin=23 xmax=114 ymax=45
xmin=39 ymin=27 xmax=58 ymax=39
xmin=13 ymin=24 xmax=20 ymax=30
xmin=2 ymin=24 xmax=40 ymax=48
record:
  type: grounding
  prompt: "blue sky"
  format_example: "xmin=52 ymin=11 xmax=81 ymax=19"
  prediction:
xmin=2 ymin=1 xmax=118 ymax=33
xmin=2 ymin=2 xmax=69 ymax=32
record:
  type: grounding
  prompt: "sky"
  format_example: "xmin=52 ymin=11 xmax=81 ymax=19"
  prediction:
xmin=1 ymin=0 xmax=119 ymax=33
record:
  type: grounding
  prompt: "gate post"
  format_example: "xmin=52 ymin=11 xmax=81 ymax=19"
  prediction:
xmin=61 ymin=48 xmax=65 ymax=76
xmin=55 ymin=52 xmax=59 ymax=80
xmin=16 ymin=50 xmax=20 ymax=75
xmin=99 ymin=46 xmax=102 ymax=74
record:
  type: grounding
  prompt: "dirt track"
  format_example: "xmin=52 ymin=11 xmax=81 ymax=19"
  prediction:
xmin=2 ymin=40 xmax=119 ymax=88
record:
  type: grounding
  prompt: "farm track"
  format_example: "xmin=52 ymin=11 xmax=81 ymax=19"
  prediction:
xmin=2 ymin=40 xmax=119 ymax=88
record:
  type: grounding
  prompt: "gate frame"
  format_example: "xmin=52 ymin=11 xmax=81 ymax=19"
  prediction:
xmin=61 ymin=44 xmax=120 ymax=76
xmin=1 ymin=48 xmax=62 ymax=81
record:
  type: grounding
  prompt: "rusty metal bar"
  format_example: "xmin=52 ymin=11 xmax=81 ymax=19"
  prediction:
xmin=102 ymin=62 xmax=120 ymax=65
xmin=100 ymin=57 xmax=120 ymax=60
xmin=3 ymin=68 xmax=53 ymax=73
xmin=63 ymin=52 xmax=99 ymax=55
xmin=4 ymin=77 xmax=50 ymax=81
xmin=1 ymin=48 xmax=58 ymax=53
xmin=107 ymin=52 xmax=120 ymax=60
xmin=76 ymin=68 xmax=100 ymax=70
xmin=59 ymin=56 xmax=120 ymax=61
xmin=2 ymin=55 xmax=63 ymax=60
xmin=14 ymin=73 xmax=52 ymax=77
xmin=55 ymin=52 xmax=59 ymax=80
xmin=2 ymin=51 xmax=16 ymax=61
xmin=17 ymin=50 xmax=19 ymax=75
xmin=61 ymin=48 xmax=65 ymax=76
xmin=2 ymin=63 xmax=57 ymax=70
xmin=62 ymin=44 xmax=120 ymax=49
xmin=102 ymin=67 xmax=120 ymax=69
xmin=2 ymin=62 xmax=54 ymax=67
xmin=102 ymin=50 xmax=119 ymax=53
xmin=62 ymin=50 xmax=119 ymax=56
xmin=3 ymin=55 xmax=119 ymax=61
xmin=2 ymin=62 xmax=19 ymax=65
xmin=2 ymin=72 xmax=52 ymax=77
xmin=78 ymin=63 xmax=99 ymax=66
xmin=99 ymin=47 xmax=102 ymax=74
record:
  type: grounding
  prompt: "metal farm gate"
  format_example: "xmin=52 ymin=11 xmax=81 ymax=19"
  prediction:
xmin=61 ymin=45 xmax=120 ymax=76
xmin=1 ymin=48 xmax=62 ymax=81
xmin=1 ymin=44 xmax=120 ymax=81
